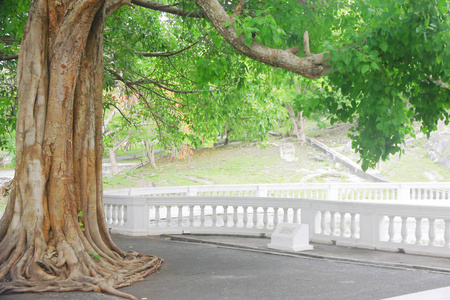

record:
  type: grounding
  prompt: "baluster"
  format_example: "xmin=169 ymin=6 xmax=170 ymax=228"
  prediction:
xmin=293 ymin=208 xmax=299 ymax=223
xmin=117 ymin=205 xmax=123 ymax=225
xmin=401 ymin=217 xmax=408 ymax=243
xmin=233 ymin=206 xmax=238 ymax=227
xmin=122 ymin=205 xmax=127 ymax=226
xmin=340 ymin=212 xmax=346 ymax=237
xmin=166 ymin=206 xmax=172 ymax=227
xmin=107 ymin=204 xmax=113 ymax=225
xmin=177 ymin=205 xmax=183 ymax=226
xmin=320 ymin=211 xmax=326 ymax=235
xmin=263 ymin=207 xmax=268 ymax=229
xmin=350 ymin=213 xmax=357 ymax=238
xmin=273 ymin=208 xmax=279 ymax=227
xmin=155 ymin=206 xmax=160 ymax=226
xmin=113 ymin=205 xmax=119 ymax=225
xmin=223 ymin=206 xmax=228 ymax=227
xmin=428 ymin=218 xmax=436 ymax=246
xmin=445 ymin=220 xmax=450 ymax=247
xmin=388 ymin=216 xmax=395 ymax=242
xmin=415 ymin=217 xmax=422 ymax=245
xmin=200 ymin=205 xmax=205 ymax=227
xmin=212 ymin=206 xmax=217 ymax=227
xmin=330 ymin=212 xmax=336 ymax=236
xmin=253 ymin=206 xmax=258 ymax=228
xmin=356 ymin=190 xmax=361 ymax=200
xmin=110 ymin=205 xmax=116 ymax=225
xmin=189 ymin=205 xmax=194 ymax=226
xmin=283 ymin=208 xmax=289 ymax=223
xmin=243 ymin=206 xmax=248 ymax=228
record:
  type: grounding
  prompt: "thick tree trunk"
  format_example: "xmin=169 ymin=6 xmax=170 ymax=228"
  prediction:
xmin=0 ymin=1 xmax=162 ymax=299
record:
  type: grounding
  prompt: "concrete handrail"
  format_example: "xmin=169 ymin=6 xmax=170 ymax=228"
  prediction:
xmin=104 ymin=182 xmax=450 ymax=201
xmin=104 ymin=191 xmax=450 ymax=258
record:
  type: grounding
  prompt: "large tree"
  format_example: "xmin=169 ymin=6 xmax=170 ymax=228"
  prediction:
xmin=0 ymin=0 xmax=449 ymax=299
xmin=0 ymin=1 xmax=163 ymax=299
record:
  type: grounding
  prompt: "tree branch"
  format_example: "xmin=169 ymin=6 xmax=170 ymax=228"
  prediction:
xmin=105 ymin=0 xmax=134 ymax=17
xmin=0 ymin=52 xmax=19 ymax=61
xmin=141 ymin=41 xmax=199 ymax=57
xmin=231 ymin=0 xmax=247 ymax=18
xmin=132 ymin=0 xmax=206 ymax=18
xmin=0 ymin=36 xmax=20 ymax=44
xmin=194 ymin=0 xmax=332 ymax=79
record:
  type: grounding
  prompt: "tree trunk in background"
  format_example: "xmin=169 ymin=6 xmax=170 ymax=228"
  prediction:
xmin=0 ymin=1 xmax=162 ymax=298
xmin=108 ymin=148 xmax=119 ymax=174
xmin=144 ymin=140 xmax=157 ymax=169
xmin=286 ymin=103 xmax=306 ymax=142
xmin=108 ymin=135 xmax=129 ymax=175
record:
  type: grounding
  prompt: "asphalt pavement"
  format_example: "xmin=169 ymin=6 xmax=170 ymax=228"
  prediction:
xmin=2 ymin=234 xmax=450 ymax=300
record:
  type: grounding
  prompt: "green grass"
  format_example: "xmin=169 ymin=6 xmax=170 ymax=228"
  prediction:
xmin=102 ymin=137 xmax=353 ymax=190
xmin=377 ymin=138 xmax=450 ymax=182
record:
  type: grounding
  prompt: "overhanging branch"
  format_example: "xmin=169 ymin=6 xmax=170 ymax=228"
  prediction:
xmin=194 ymin=0 xmax=332 ymax=79
xmin=0 ymin=52 xmax=19 ymax=61
xmin=141 ymin=41 xmax=199 ymax=57
xmin=132 ymin=0 xmax=206 ymax=18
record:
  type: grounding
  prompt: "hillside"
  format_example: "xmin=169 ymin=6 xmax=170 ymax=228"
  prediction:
xmin=103 ymin=122 xmax=450 ymax=190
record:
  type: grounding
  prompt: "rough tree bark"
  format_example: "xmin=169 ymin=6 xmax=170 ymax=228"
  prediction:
xmin=0 ymin=1 xmax=162 ymax=299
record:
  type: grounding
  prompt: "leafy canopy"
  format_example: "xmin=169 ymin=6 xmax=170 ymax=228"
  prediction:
xmin=0 ymin=0 xmax=449 ymax=171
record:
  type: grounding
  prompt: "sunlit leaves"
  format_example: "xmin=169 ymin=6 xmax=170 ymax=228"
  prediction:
xmin=323 ymin=0 xmax=450 ymax=170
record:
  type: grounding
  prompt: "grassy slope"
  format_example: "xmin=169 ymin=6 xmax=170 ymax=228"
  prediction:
xmin=103 ymin=139 xmax=359 ymax=189
xmin=104 ymin=121 xmax=450 ymax=189
xmin=307 ymin=122 xmax=450 ymax=182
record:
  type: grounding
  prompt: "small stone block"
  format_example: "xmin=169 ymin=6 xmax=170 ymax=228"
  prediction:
xmin=268 ymin=223 xmax=313 ymax=252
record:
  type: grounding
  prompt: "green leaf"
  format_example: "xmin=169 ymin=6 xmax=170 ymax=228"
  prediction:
xmin=77 ymin=211 xmax=83 ymax=217
xmin=380 ymin=41 xmax=388 ymax=52
xmin=361 ymin=65 xmax=370 ymax=74
xmin=343 ymin=55 xmax=351 ymax=66
xmin=88 ymin=252 xmax=101 ymax=260
xmin=370 ymin=61 xmax=380 ymax=70
xmin=245 ymin=33 xmax=253 ymax=46
xmin=224 ymin=22 xmax=231 ymax=28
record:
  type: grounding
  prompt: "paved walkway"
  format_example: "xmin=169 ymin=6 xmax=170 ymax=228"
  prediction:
xmin=2 ymin=234 xmax=450 ymax=300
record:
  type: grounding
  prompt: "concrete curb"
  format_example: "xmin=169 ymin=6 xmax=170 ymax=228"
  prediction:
xmin=163 ymin=234 xmax=450 ymax=275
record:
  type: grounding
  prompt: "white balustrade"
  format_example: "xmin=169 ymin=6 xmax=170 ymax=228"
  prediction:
xmin=104 ymin=182 xmax=450 ymax=258
xmin=105 ymin=182 xmax=449 ymax=202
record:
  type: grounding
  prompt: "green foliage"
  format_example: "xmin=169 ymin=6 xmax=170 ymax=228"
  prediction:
xmin=1 ymin=0 xmax=449 ymax=172
xmin=0 ymin=67 xmax=18 ymax=156
xmin=322 ymin=0 xmax=450 ymax=170
xmin=77 ymin=211 xmax=85 ymax=231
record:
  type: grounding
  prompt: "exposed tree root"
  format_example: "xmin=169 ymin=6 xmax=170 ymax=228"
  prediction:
xmin=0 ymin=251 xmax=163 ymax=300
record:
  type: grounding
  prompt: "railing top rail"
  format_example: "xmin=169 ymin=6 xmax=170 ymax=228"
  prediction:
xmin=104 ymin=194 xmax=450 ymax=213
xmin=104 ymin=182 xmax=450 ymax=197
